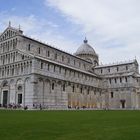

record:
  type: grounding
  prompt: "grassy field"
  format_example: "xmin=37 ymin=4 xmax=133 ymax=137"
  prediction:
xmin=0 ymin=110 xmax=140 ymax=140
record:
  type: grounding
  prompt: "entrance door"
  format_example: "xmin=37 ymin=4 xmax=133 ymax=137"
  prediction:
xmin=3 ymin=91 xmax=8 ymax=107
xmin=18 ymin=94 xmax=22 ymax=104
xmin=120 ymin=100 xmax=125 ymax=109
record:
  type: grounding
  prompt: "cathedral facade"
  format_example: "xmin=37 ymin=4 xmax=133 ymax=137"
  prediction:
xmin=0 ymin=23 xmax=140 ymax=109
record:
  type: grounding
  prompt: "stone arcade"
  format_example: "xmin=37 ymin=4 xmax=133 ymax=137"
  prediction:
xmin=0 ymin=23 xmax=140 ymax=109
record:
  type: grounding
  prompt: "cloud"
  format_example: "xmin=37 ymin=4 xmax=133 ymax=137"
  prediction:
xmin=46 ymin=0 xmax=140 ymax=64
xmin=1 ymin=0 xmax=140 ymax=65
xmin=0 ymin=11 xmax=76 ymax=54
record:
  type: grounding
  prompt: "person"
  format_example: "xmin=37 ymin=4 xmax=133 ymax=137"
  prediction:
xmin=39 ymin=104 xmax=42 ymax=110
xmin=24 ymin=106 xmax=28 ymax=110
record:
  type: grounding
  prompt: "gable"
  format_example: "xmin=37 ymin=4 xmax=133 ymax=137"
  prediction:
xmin=0 ymin=26 xmax=23 ymax=42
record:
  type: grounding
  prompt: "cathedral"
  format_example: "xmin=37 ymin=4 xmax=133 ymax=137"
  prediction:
xmin=0 ymin=23 xmax=140 ymax=109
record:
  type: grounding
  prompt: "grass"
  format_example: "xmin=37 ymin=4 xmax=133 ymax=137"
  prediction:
xmin=0 ymin=110 xmax=140 ymax=140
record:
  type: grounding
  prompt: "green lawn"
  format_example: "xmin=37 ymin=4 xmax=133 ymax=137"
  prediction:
xmin=0 ymin=110 xmax=140 ymax=140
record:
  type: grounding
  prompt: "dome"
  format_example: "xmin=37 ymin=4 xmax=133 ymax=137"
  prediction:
xmin=75 ymin=38 xmax=96 ymax=56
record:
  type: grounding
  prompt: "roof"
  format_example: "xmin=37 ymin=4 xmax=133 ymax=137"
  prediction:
xmin=35 ymin=55 xmax=100 ymax=78
xmin=95 ymin=60 xmax=137 ymax=68
xmin=75 ymin=38 xmax=97 ymax=56
xmin=102 ymin=72 xmax=135 ymax=78
xmin=21 ymin=35 xmax=92 ymax=65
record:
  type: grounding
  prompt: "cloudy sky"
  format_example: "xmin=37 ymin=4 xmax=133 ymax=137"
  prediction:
xmin=0 ymin=0 xmax=140 ymax=65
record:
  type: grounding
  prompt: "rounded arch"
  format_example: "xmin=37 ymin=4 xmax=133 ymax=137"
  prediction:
xmin=17 ymin=85 xmax=23 ymax=91
xmin=94 ymin=60 xmax=98 ymax=66
xmin=86 ymin=58 xmax=92 ymax=63
xmin=38 ymin=77 xmax=44 ymax=82
xmin=24 ymin=77 xmax=31 ymax=106
xmin=44 ymin=79 xmax=51 ymax=94
xmin=16 ymin=78 xmax=23 ymax=85
xmin=24 ymin=77 xmax=30 ymax=83
xmin=57 ymin=80 xmax=62 ymax=85
xmin=45 ymin=79 xmax=51 ymax=83
xmin=1 ymin=80 xmax=9 ymax=87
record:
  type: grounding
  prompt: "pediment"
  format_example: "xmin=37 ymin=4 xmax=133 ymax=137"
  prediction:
xmin=0 ymin=26 xmax=23 ymax=42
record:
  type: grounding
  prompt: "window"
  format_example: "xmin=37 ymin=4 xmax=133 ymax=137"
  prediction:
xmin=59 ymin=67 xmax=61 ymax=73
xmin=69 ymin=70 xmax=71 ymax=76
xmin=120 ymin=78 xmax=122 ymax=83
xmin=54 ymin=65 xmax=55 ymax=72
xmin=48 ymin=64 xmax=50 ymax=71
xmin=115 ymin=78 xmax=117 ymax=83
xmin=84 ymin=64 xmax=86 ymax=69
xmin=101 ymin=69 xmax=103 ymax=73
xmin=74 ymin=60 xmax=75 ymax=65
xmin=74 ymin=71 xmax=75 ymax=76
xmin=55 ymin=53 xmax=57 ymax=59
xmin=63 ymin=84 xmax=65 ymax=91
xmin=65 ymin=69 xmax=67 ymax=75
xmin=12 ymin=68 xmax=14 ymax=75
xmin=87 ymin=89 xmax=90 ymax=95
xmin=79 ymin=62 xmax=81 ymax=67
xmin=78 ymin=73 xmax=79 ymax=78
xmin=108 ymin=68 xmax=110 ymax=72
xmin=48 ymin=51 xmax=50 ymax=57
xmin=28 ymin=44 xmax=30 ymax=51
xmin=111 ymin=92 xmax=114 ymax=98
xmin=62 ymin=55 xmax=64 ymax=61
xmin=126 ymin=66 xmax=128 ymax=70
xmin=109 ymin=79 xmax=111 ymax=84
xmin=41 ymin=62 xmax=43 ymax=69
xmin=72 ymin=85 xmax=75 ymax=92
xmin=52 ymin=83 xmax=54 ymax=90
xmin=18 ymin=94 xmax=22 ymax=104
xmin=68 ymin=58 xmax=70 ymax=63
xmin=38 ymin=48 xmax=40 ymax=54
xmin=117 ymin=67 xmax=119 ymax=72
xmin=22 ymin=55 xmax=24 ymax=60
xmin=80 ymin=87 xmax=83 ymax=93
xmin=125 ymin=77 xmax=127 ymax=82
xmin=18 ymin=86 xmax=22 ymax=91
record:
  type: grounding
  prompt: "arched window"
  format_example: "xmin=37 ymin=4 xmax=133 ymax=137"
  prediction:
xmin=87 ymin=89 xmax=90 ymax=95
xmin=28 ymin=44 xmax=30 ymax=51
xmin=72 ymin=85 xmax=75 ymax=92
xmin=38 ymin=48 xmax=40 ymax=54
xmin=54 ymin=65 xmax=55 ymax=72
xmin=68 ymin=58 xmax=70 ymax=63
xmin=80 ymin=87 xmax=83 ymax=93
xmin=18 ymin=94 xmax=22 ymax=104
xmin=55 ymin=53 xmax=57 ymax=59
xmin=111 ymin=92 xmax=114 ymax=98
xmin=109 ymin=79 xmax=111 ymax=84
xmin=48 ymin=51 xmax=50 ymax=57
xmin=52 ymin=83 xmax=54 ymax=90
xmin=120 ymin=78 xmax=122 ymax=83
xmin=101 ymin=69 xmax=103 ymax=73
xmin=18 ymin=85 xmax=22 ymax=91
xmin=62 ymin=55 xmax=64 ymax=61
xmin=48 ymin=64 xmax=50 ymax=71
xmin=22 ymin=55 xmax=24 ymax=60
xmin=125 ymin=77 xmax=127 ymax=82
xmin=63 ymin=84 xmax=65 ymax=91
xmin=114 ymin=78 xmax=117 ymax=83
xmin=3 ymin=81 xmax=8 ymax=87
xmin=41 ymin=62 xmax=43 ymax=69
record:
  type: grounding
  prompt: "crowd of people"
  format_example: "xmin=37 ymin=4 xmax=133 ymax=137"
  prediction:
xmin=0 ymin=103 xmax=28 ymax=110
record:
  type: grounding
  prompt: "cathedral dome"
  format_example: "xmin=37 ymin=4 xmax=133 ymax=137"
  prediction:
xmin=75 ymin=38 xmax=96 ymax=56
